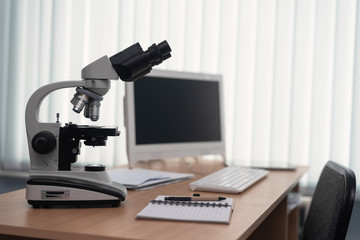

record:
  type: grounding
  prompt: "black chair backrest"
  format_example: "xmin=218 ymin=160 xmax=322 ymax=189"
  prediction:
xmin=303 ymin=160 xmax=356 ymax=240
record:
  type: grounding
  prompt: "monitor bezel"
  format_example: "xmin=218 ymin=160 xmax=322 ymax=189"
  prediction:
xmin=124 ymin=69 xmax=225 ymax=167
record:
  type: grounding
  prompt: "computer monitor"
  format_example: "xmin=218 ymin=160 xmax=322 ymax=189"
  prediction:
xmin=124 ymin=69 xmax=225 ymax=167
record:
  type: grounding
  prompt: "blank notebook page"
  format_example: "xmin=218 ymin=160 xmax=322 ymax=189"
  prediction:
xmin=136 ymin=195 xmax=234 ymax=224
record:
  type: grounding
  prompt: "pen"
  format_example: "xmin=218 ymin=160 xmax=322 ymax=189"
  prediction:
xmin=164 ymin=196 xmax=226 ymax=201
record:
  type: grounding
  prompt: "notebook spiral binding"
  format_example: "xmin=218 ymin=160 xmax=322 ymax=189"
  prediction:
xmin=150 ymin=199 xmax=230 ymax=208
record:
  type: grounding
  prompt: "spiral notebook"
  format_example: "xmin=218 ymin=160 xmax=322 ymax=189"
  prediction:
xmin=136 ymin=195 xmax=235 ymax=224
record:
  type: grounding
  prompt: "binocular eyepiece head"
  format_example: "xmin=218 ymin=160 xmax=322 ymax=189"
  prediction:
xmin=110 ymin=40 xmax=172 ymax=82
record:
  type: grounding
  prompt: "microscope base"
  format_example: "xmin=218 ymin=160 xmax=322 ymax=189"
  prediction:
xmin=26 ymin=178 xmax=125 ymax=208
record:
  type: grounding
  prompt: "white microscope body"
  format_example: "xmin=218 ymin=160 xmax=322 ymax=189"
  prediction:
xmin=25 ymin=41 xmax=171 ymax=208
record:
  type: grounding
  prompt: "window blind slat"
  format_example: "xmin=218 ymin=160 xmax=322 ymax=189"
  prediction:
xmin=1 ymin=0 xmax=359 ymax=190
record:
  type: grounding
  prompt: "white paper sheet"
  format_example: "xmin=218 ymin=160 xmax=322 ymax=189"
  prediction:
xmin=108 ymin=168 xmax=194 ymax=189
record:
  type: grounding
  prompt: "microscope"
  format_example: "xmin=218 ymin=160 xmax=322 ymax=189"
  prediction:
xmin=25 ymin=41 xmax=171 ymax=208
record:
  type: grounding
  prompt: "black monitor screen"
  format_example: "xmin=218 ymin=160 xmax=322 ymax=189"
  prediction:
xmin=134 ymin=76 xmax=222 ymax=144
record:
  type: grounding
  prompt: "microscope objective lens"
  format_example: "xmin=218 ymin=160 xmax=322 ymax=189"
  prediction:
xmin=72 ymin=94 xmax=89 ymax=113
xmin=89 ymin=100 xmax=101 ymax=121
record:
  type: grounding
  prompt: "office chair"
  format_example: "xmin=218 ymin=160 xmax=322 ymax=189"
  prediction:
xmin=302 ymin=160 xmax=356 ymax=240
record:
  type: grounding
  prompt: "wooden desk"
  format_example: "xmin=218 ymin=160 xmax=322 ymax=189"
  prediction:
xmin=0 ymin=159 xmax=306 ymax=240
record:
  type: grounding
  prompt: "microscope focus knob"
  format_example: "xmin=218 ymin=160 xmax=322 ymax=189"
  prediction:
xmin=32 ymin=131 xmax=57 ymax=154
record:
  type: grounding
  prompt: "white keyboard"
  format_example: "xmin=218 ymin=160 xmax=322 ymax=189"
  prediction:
xmin=190 ymin=166 xmax=269 ymax=194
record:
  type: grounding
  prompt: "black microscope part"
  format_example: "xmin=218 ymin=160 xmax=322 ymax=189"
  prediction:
xmin=109 ymin=40 xmax=172 ymax=82
xmin=85 ymin=164 xmax=106 ymax=172
xmin=32 ymin=131 xmax=57 ymax=154
xmin=58 ymin=123 xmax=120 ymax=171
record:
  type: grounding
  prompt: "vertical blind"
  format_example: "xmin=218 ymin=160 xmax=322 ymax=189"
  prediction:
xmin=1 ymin=0 xmax=359 ymax=188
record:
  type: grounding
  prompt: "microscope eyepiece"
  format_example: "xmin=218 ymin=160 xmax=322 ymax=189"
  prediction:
xmin=109 ymin=40 xmax=172 ymax=82
xmin=145 ymin=41 xmax=172 ymax=65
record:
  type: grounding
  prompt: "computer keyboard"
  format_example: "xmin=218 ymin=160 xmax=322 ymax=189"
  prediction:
xmin=190 ymin=166 xmax=269 ymax=194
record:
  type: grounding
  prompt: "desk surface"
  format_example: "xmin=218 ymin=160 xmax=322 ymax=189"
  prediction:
xmin=0 ymin=159 xmax=306 ymax=240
